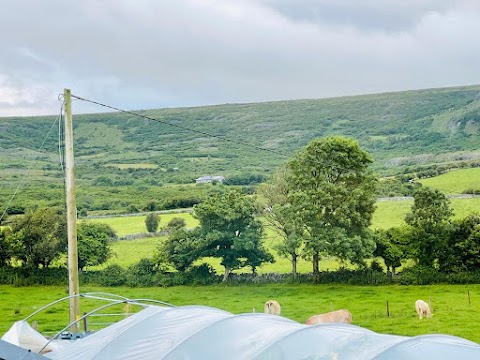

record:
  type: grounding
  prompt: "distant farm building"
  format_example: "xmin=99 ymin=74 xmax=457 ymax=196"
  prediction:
xmin=195 ymin=175 xmax=225 ymax=184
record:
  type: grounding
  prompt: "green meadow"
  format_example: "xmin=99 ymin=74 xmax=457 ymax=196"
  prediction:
xmin=418 ymin=168 xmax=480 ymax=194
xmin=373 ymin=197 xmax=480 ymax=230
xmin=91 ymin=196 xmax=480 ymax=272
xmin=86 ymin=212 xmax=197 ymax=237
xmin=1 ymin=284 xmax=479 ymax=344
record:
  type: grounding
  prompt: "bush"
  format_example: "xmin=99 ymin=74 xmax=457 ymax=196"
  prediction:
xmin=98 ymin=264 xmax=127 ymax=286
xmin=145 ymin=213 xmax=160 ymax=233
xmin=166 ymin=217 xmax=186 ymax=231
xmin=126 ymin=258 xmax=157 ymax=287
xmin=184 ymin=264 xmax=218 ymax=286
xmin=314 ymin=269 xmax=393 ymax=285
xmin=0 ymin=267 xmax=68 ymax=286
xmin=462 ymin=188 xmax=480 ymax=195
xmin=395 ymin=266 xmax=445 ymax=285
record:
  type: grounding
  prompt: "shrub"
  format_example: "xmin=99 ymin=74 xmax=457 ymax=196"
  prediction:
xmin=126 ymin=258 xmax=157 ymax=287
xmin=99 ymin=264 xmax=127 ymax=286
xmin=145 ymin=213 xmax=160 ymax=233
xmin=395 ymin=266 xmax=445 ymax=285
xmin=184 ymin=264 xmax=218 ymax=286
xmin=462 ymin=188 xmax=480 ymax=195
xmin=166 ymin=217 xmax=186 ymax=231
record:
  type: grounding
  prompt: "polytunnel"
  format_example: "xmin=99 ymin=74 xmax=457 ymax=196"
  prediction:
xmin=3 ymin=295 xmax=480 ymax=360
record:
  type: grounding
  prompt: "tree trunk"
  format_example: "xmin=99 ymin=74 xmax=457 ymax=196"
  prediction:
xmin=291 ymin=254 xmax=297 ymax=279
xmin=223 ymin=266 xmax=231 ymax=282
xmin=312 ymin=252 xmax=319 ymax=276
xmin=392 ymin=267 xmax=396 ymax=277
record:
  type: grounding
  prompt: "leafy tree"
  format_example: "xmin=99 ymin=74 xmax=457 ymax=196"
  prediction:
xmin=439 ymin=213 xmax=480 ymax=272
xmin=9 ymin=207 xmax=67 ymax=268
xmin=258 ymin=166 xmax=303 ymax=278
xmin=241 ymin=226 xmax=274 ymax=275
xmin=0 ymin=227 xmax=13 ymax=267
xmin=194 ymin=190 xmax=273 ymax=282
xmin=287 ymin=136 xmax=377 ymax=276
xmin=144 ymin=201 xmax=158 ymax=211
xmin=166 ymin=217 xmax=187 ymax=232
xmin=156 ymin=228 xmax=202 ymax=272
xmin=373 ymin=226 xmax=411 ymax=276
xmin=405 ymin=187 xmax=452 ymax=268
xmin=77 ymin=222 xmax=115 ymax=271
xmin=145 ymin=213 xmax=160 ymax=233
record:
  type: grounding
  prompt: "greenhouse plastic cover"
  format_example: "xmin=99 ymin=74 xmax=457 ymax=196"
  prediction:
xmin=2 ymin=320 xmax=59 ymax=354
xmin=24 ymin=304 xmax=480 ymax=359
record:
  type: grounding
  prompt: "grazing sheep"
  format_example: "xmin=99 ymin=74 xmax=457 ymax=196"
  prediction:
xmin=415 ymin=299 xmax=432 ymax=319
xmin=305 ymin=309 xmax=352 ymax=325
xmin=264 ymin=300 xmax=281 ymax=315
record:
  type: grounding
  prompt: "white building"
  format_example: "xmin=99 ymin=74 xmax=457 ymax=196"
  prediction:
xmin=195 ymin=175 xmax=225 ymax=184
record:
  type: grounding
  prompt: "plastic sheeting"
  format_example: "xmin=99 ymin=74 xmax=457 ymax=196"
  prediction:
xmin=18 ymin=305 xmax=480 ymax=359
xmin=2 ymin=321 xmax=59 ymax=354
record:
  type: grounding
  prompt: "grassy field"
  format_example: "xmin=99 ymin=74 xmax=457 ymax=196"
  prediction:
xmin=88 ymin=196 xmax=479 ymax=272
xmin=1 ymin=284 xmax=479 ymax=344
xmin=372 ymin=197 xmax=480 ymax=229
xmin=372 ymin=199 xmax=413 ymax=229
xmin=92 ymin=197 xmax=480 ymax=237
xmin=102 ymin=235 xmax=341 ymax=273
xmin=87 ymin=212 xmax=198 ymax=237
xmin=418 ymin=168 xmax=480 ymax=194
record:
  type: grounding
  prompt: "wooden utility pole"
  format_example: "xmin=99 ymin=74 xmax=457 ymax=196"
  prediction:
xmin=64 ymin=88 xmax=80 ymax=332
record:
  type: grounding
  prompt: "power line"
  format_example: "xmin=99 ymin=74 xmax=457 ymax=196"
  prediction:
xmin=71 ymin=94 xmax=286 ymax=158
xmin=0 ymin=103 xmax=64 ymax=223
xmin=70 ymin=94 xmax=369 ymax=174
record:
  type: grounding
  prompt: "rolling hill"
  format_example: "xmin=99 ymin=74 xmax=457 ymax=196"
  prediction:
xmin=1 ymin=84 xmax=480 ymax=213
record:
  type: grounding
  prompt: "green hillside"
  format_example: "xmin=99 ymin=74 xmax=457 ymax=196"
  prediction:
xmin=418 ymin=168 xmax=480 ymax=194
xmin=1 ymin=84 xmax=480 ymax=213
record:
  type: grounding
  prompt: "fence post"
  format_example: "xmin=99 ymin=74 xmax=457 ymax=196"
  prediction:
xmin=468 ymin=290 xmax=471 ymax=305
xmin=386 ymin=301 xmax=390 ymax=317
xmin=83 ymin=312 xmax=87 ymax=332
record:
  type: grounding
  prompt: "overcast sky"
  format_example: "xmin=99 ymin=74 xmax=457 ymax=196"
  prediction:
xmin=1 ymin=0 xmax=480 ymax=116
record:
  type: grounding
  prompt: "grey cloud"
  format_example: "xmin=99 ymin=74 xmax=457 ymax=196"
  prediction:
xmin=0 ymin=0 xmax=479 ymax=116
xmin=260 ymin=0 xmax=477 ymax=32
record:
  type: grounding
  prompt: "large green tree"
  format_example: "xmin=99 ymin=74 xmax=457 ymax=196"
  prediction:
xmin=77 ymin=222 xmax=115 ymax=271
xmin=258 ymin=166 xmax=303 ymax=279
xmin=287 ymin=136 xmax=377 ymax=276
xmin=405 ymin=187 xmax=452 ymax=268
xmin=0 ymin=227 xmax=13 ymax=267
xmin=373 ymin=226 xmax=411 ymax=276
xmin=9 ymin=207 xmax=67 ymax=268
xmin=156 ymin=228 xmax=202 ymax=272
xmin=194 ymin=190 xmax=273 ymax=282
xmin=439 ymin=213 xmax=480 ymax=272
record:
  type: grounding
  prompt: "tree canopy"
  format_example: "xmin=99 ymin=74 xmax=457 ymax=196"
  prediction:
xmin=9 ymin=207 xmax=67 ymax=268
xmin=405 ymin=187 xmax=452 ymax=267
xmin=373 ymin=226 xmax=411 ymax=276
xmin=286 ymin=136 xmax=377 ymax=274
xmin=258 ymin=165 xmax=303 ymax=278
xmin=439 ymin=213 xmax=480 ymax=272
xmin=193 ymin=190 xmax=273 ymax=281
xmin=145 ymin=213 xmax=160 ymax=233
xmin=77 ymin=222 xmax=115 ymax=270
